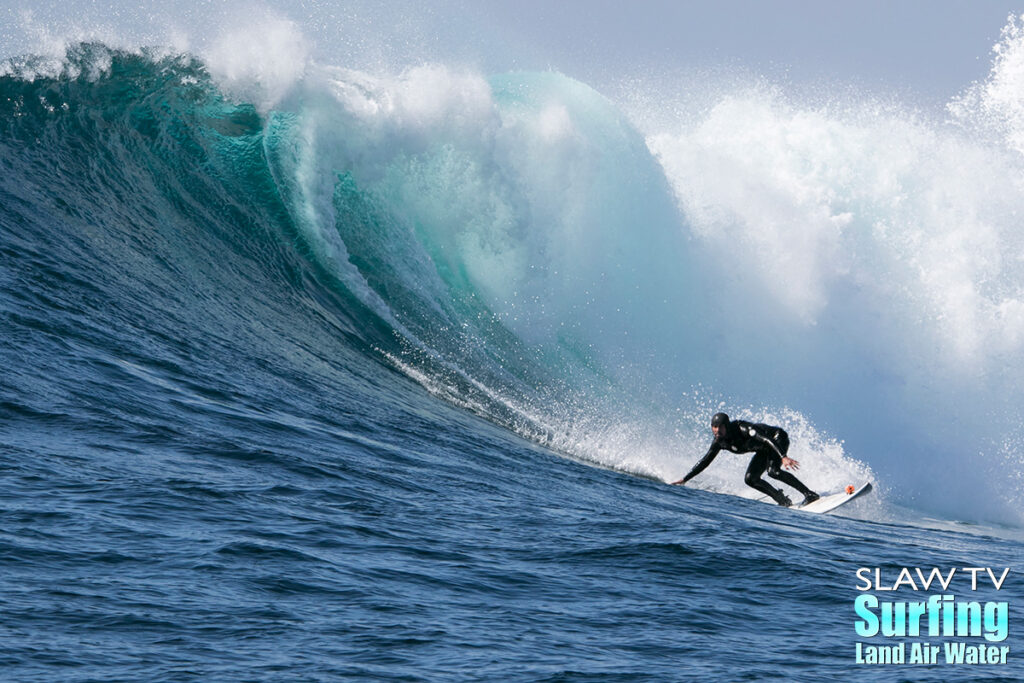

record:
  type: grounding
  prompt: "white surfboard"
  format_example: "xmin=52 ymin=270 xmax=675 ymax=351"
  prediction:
xmin=796 ymin=481 xmax=873 ymax=514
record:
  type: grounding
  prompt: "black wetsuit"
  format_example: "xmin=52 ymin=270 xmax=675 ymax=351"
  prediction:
xmin=681 ymin=420 xmax=814 ymax=505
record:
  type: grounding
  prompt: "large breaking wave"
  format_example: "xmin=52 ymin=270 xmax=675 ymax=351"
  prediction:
xmin=4 ymin=12 xmax=1024 ymax=524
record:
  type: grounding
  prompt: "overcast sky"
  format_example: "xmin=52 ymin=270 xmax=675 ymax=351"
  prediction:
xmin=2 ymin=1 xmax=1021 ymax=103
xmin=464 ymin=1 xmax=1021 ymax=100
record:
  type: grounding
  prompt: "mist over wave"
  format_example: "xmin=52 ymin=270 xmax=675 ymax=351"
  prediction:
xmin=4 ymin=9 xmax=1024 ymax=525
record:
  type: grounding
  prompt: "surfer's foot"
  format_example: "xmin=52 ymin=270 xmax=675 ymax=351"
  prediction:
xmin=801 ymin=492 xmax=820 ymax=506
xmin=776 ymin=494 xmax=792 ymax=507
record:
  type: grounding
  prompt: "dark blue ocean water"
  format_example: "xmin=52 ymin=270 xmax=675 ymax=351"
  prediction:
xmin=2 ymin=46 xmax=1023 ymax=681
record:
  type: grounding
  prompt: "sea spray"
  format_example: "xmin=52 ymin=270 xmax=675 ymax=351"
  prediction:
xmin=645 ymin=66 xmax=1024 ymax=521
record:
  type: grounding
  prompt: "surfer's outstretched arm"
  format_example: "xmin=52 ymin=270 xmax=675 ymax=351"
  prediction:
xmin=671 ymin=444 xmax=721 ymax=485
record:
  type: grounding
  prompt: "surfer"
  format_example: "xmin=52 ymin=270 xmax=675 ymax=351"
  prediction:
xmin=672 ymin=412 xmax=820 ymax=507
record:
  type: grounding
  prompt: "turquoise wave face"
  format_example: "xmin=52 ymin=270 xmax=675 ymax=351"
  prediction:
xmin=0 ymin=46 xmax=639 ymax=455
xmin=254 ymin=63 xmax=700 ymax=445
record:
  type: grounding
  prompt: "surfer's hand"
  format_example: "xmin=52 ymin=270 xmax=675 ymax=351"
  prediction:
xmin=781 ymin=457 xmax=799 ymax=471
xmin=670 ymin=479 xmax=685 ymax=485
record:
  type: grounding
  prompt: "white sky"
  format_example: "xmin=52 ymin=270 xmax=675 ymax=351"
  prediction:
xmin=464 ymin=1 xmax=1021 ymax=101
xmin=1 ymin=0 xmax=1021 ymax=104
